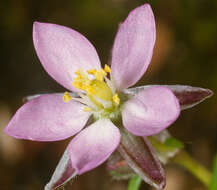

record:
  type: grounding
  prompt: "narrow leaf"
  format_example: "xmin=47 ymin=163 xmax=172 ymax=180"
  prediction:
xmin=124 ymin=85 xmax=213 ymax=110
xmin=118 ymin=129 xmax=165 ymax=190
xmin=209 ymin=154 xmax=217 ymax=190
xmin=128 ymin=175 xmax=142 ymax=190
xmin=45 ymin=149 xmax=76 ymax=190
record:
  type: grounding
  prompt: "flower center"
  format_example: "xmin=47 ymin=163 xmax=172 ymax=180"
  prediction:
xmin=63 ymin=65 xmax=121 ymax=121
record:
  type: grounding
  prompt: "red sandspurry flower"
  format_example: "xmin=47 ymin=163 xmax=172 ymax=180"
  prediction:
xmin=6 ymin=4 xmax=212 ymax=190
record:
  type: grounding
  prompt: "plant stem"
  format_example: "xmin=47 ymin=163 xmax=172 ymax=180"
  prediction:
xmin=209 ymin=154 xmax=217 ymax=190
xmin=172 ymin=150 xmax=211 ymax=187
xmin=127 ymin=175 xmax=142 ymax=190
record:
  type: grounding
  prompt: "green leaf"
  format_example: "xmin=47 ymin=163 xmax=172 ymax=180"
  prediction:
xmin=164 ymin=137 xmax=184 ymax=149
xmin=128 ymin=175 xmax=142 ymax=190
xmin=209 ymin=154 xmax=217 ymax=190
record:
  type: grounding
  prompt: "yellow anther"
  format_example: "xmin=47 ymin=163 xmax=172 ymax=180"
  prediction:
xmin=72 ymin=68 xmax=114 ymax=107
xmin=87 ymin=69 xmax=97 ymax=75
xmin=95 ymin=69 xmax=107 ymax=81
xmin=104 ymin=64 xmax=111 ymax=73
xmin=112 ymin=93 xmax=120 ymax=105
xmin=83 ymin=107 xmax=92 ymax=112
xmin=74 ymin=70 xmax=89 ymax=81
xmin=101 ymin=69 xmax=107 ymax=76
xmin=72 ymin=81 xmax=83 ymax=90
xmin=72 ymin=69 xmax=93 ymax=91
xmin=85 ymin=86 xmax=95 ymax=94
xmin=63 ymin=92 xmax=72 ymax=103
xmin=75 ymin=69 xmax=82 ymax=76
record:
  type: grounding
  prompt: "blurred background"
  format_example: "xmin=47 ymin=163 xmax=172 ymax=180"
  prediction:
xmin=0 ymin=0 xmax=217 ymax=189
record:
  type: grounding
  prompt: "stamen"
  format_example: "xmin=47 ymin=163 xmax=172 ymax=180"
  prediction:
xmin=95 ymin=69 xmax=107 ymax=81
xmin=105 ymin=76 xmax=116 ymax=94
xmin=63 ymin=92 xmax=72 ymax=103
xmin=87 ymin=69 xmax=97 ymax=75
xmin=72 ymin=66 xmax=117 ymax=110
xmin=113 ymin=93 xmax=120 ymax=105
xmin=75 ymin=70 xmax=82 ymax=76
xmin=72 ymin=69 xmax=92 ymax=91
xmin=87 ymin=69 xmax=107 ymax=81
xmin=85 ymin=86 xmax=95 ymax=94
xmin=104 ymin=64 xmax=111 ymax=73
xmin=78 ymin=92 xmax=98 ymax=110
xmin=83 ymin=107 xmax=92 ymax=112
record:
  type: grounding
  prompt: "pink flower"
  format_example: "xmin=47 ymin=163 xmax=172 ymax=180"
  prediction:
xmin=4 ymin=3 xmax=180 ymax=183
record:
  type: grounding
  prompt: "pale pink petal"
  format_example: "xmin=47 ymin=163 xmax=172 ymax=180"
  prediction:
xmin=4 ymin=94 xmax=91 ymax=141
xmin=111 ymin=4 xmax=156 ymax=90
xmin=33 ymin=22 xmax=101 ymax=91
xmin=122 ymin=86 xmax=180 ymax=136
xmin=68 ymin=119 xmax=120 ymax=175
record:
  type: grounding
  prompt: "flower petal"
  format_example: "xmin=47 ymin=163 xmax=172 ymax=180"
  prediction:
xmin=122 ymin=86 xmax=180 ymax=136
xmin=111 ymin=4 xmax=156 ymax=90
xmin=4 ymin=94 xmax=91 ymax=141
xmin=68 ymin=119 xmax=120 ymax=175
xmin=33 ymin=22 xmax=101 ymax=91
